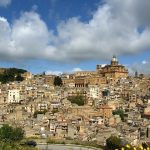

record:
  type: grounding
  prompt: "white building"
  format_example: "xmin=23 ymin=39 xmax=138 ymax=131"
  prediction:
xmin=89 ymin=86 xmax=100 ymax=99
xmin=37 ymin=102 xmax=48 ymax=111
xmin=8 ymin=89 xmax=20 ymax=103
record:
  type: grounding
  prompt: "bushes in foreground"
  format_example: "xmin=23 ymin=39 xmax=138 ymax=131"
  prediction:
xmin=0 ymin=142 xmax=38 ymax=150
xmin=106 ymin=135 xmax=150 ymax=150
xmin=0 ymin=124 xmax=24 ymax=142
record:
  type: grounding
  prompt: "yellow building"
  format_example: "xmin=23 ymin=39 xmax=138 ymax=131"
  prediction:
xmin=74 ymin=71 xmax=96 ymax=77
xmin=44 ymin=75 xmax=55 ymax=86
xmin=21 ymin=72 xmax=32 ymax=80
xmin=97 ymin=56 xmax=128 ymax=82
xmin=63 ymin=56 xmax=128 ymax=87
xmin=99 ymin=105 xmax=113 ymax=118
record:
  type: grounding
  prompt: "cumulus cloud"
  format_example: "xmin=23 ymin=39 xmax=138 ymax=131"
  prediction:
xmin=1 ymin=0 xmax=150 ymax=62
xmin=0 ymin=0 xmax=11 ymax=7
xmin=0 ymin=12 xmax=51 ymax=61
xmin=11 ymin=11 xmax=50 ymax=59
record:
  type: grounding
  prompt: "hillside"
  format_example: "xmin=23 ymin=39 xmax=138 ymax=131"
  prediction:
xmin=0 ymin=68 xmax=27 ymax=84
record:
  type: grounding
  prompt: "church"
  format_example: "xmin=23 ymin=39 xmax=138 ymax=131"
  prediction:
xmin=96 ymin=55 xmax=128 ymax=81
xmin=62 ymin=56 xmax=128 ymax=87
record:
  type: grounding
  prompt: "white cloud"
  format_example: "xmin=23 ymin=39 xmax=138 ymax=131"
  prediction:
xmin=142 ymin=60 xmax=147 ymax=65
xmin=45 ymin=67 xmax=83 ymax=75
xmin=0 ymin=17 xmax=13 ymax=60
xmin=72 ymin=67 xmax=82 ymax=72
xmin=45 ymin=70 xmax=62 ymax=75
xmin=1 ymin=0 xmax=150 ymax=62
xmin=12 ymin=11 xmax=50 ymax=59
xmin=0 ymin=11 xmax=52 ymax=61
xmin=0 ymin=0 xmax=11 ymax=7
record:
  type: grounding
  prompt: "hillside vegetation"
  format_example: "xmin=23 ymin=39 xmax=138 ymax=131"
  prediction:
xmin=0 ymin=68 xmax=27 ymax=84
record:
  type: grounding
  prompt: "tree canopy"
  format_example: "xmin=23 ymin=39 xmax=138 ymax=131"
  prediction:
xmin=68 ymin=94 xmax=85 ymax=106
xmin=0 ymin=124 xmax=38 ymax=150
xmin=113 ymin=109 xmax=124 ymax=121
xmin=106 ymin=136 xmax=122 ymax=150
xmin=0 ymin=68 xmax=27 ymax=84
xmin=0 ymin=124 xmax=24 ymax=142
xmin=54 ymin=76 xmax=63 ymax=86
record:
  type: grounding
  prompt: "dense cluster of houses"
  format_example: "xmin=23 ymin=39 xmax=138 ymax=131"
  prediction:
xmin=0 ymin=57 xmax=150 ymax=146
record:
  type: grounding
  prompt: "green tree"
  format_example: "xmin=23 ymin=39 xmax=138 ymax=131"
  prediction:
xmin=106 ymin=136 xmax=122 ymax=150
xmin=16 ymin=74 xmax=24 ymax=81
xmin=54 ymin=76 xmax=62 ymax=86
xmin=11 ymin=127 xmax=24 ymax=141
xmin=0 ymin=124 xmax=24 ymax=142
xmin=0 ymin=124 xmax=13 ymax=142
xmin=113 ymin=109 xmax=124 ymax=121
xmin=68 ymin=94 xmax=85 ymax=106
xmin=0 ymin=68 xmax=27 ymax=84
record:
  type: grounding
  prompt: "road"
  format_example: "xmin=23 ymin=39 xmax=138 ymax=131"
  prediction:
xmin=37 ymin=144 xmax=101 ymax=150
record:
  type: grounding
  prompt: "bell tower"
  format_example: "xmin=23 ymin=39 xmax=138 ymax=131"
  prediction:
xmin=111 ymin=55 xmax=118 ymax=66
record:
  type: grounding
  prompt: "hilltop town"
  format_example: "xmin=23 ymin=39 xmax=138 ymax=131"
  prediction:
xmin=0 ymin=56 xmax=150 ymax=147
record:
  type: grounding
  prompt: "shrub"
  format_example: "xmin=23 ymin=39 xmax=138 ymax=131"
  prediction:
xmin=106 ymin=136 xmax=122 ymax=150
xmin=68 ymin=95 xmax=85 ymax=106
xmin=0 ymin=124 xmax=24 ymax=142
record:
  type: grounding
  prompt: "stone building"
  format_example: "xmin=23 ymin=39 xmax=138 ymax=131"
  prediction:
xmin=59 ymin=56 xmax=128 ymax=87
xmin=44 ymin=75 xmax=55 ymax=86
xmin=99 ymin=105 xmax=113 ymax=118
xmin=74 ymin=71 xmax=96 ymax=77
xmin=62 ymin=78 xmax=75 ymax=87
xmin=21 ymin=72 xmax=33 ymax=80
xmin=97 ymin=56 xmax=128 ymax=82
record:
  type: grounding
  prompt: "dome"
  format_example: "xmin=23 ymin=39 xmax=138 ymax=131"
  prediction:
xmin=112 ymin=55 xmax=118 ymax=62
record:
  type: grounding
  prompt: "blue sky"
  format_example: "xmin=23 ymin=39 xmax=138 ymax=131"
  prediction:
xmin=0 ymin=0 xmax=150 ymax=74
